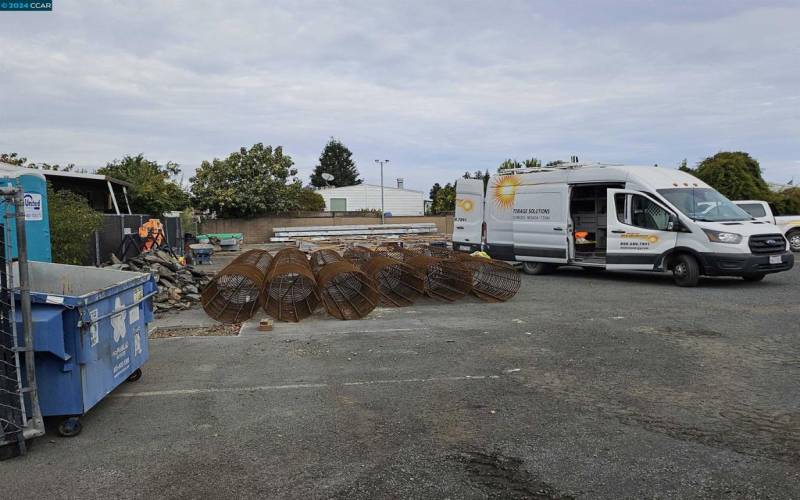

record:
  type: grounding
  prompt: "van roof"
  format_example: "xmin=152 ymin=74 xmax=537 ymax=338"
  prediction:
xmin=496 ymin=164 xmax=711 ymax=191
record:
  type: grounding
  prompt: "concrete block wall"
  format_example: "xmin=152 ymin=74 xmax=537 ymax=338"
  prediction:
xmin=198 ymin=214 xmax=454 ymax=243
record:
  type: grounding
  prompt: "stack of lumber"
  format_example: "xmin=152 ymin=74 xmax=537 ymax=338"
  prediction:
xmin=270 ymin=223 xmax=448 ymax=252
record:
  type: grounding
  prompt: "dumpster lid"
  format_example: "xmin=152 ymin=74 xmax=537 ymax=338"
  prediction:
xmin=13 ymin=261 xmax=153 ymax=307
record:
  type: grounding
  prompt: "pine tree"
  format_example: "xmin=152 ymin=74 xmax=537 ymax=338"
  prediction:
xmin=310 ymin=138 xmax=362 ymax=188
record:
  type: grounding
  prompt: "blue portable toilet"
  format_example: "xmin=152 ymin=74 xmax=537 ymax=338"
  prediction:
xmin=0 ymin=163 xmax=52 ymax=262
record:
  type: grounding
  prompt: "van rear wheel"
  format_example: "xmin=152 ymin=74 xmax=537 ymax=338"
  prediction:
xmin=672 ymin=254 xmax=700 ymax=287
xmin=522 ymin=262 xmax=556 ymax=275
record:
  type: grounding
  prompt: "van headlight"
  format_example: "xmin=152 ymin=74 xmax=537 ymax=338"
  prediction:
xmin=703 ymin=229 xmax=742 ymax=244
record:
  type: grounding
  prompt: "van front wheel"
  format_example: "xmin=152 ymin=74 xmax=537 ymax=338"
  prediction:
xmin=672 ymin=254 xmax=700 ymax=287
xmin=522 ymin=262 xmax=556 ymax=275
xmin=787 ymin=229 xmax=800 ymax=252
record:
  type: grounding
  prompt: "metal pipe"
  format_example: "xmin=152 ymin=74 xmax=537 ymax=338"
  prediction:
xmin=13 ymin=188 xmax=44 ymax=437
xmin=107 ymin=180 xmax=120 ymax=215
xmin=375 ymin=159 xmax=389 ymax=224
xmin=122 ymin=186 xmax=132 ymax=215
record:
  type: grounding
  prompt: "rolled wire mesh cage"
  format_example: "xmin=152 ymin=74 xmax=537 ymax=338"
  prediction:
xmin=373 ymin=242 xmax=406 ymax=261
xmin=343 ymin=246 xmax=374 ymax=269
xmin=309 ymin=248 xmax=343 ymax=274
xmin=315 ymin=260 xmax=379 ymax=320
xmin=456 ymin=255 xmax=520 ymax=302
xmin=201 ymin=249 xmax=273 ymax=323
xmin=423 ymin=245 xmax=456 ymax=259
xmin=262 ymin=248 xmax=321 ymax=322
xmin=363 ymin=255 xmax=425 ymax=307
xmin=405 ymin=254 xmax=472 ymax=302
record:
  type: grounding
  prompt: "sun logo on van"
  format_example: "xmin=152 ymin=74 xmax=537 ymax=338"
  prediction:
xmin=456 ymin=198 xmax=474 ymax=212
xmin=491 ymin=175 xmax=521 ymax=210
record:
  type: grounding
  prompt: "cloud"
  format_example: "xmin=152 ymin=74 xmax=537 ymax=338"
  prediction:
xmin=0 ymin=0 xmax=798 ymax=191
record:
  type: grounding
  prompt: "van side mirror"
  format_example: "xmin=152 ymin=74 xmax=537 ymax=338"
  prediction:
xmin=666 ymin=213 xmax=677 ymax=231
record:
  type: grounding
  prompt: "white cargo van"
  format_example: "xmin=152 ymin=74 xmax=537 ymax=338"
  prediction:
xmin=453 ymin=163 xmax=794 ymax=286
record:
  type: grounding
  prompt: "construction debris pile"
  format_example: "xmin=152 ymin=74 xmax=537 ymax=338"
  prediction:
xmin=201 ymin=244 xmax=520 ymax=324
xmin=105 ymin=250 xmax=210 ymax=313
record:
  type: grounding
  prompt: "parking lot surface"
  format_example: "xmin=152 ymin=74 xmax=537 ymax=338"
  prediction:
xmin=5 ymin=266 xmax=800 ymax=499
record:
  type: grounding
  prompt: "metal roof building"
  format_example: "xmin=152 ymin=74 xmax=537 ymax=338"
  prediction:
xmin=316 ymin=180 xmax=424 ymax=216
xmin=0 ymin=163 xmax=133 ymax=214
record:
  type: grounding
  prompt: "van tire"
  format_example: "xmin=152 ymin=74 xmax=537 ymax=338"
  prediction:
xmin=742 ymin=273 xmax=766 ymax=282
xmin=522 ymin=262 xmax=556 ymax=275
xmin=672 ymin=254 xmax=700 ymax=287
xmin=787 ymin=229 xmax=800 ymax=252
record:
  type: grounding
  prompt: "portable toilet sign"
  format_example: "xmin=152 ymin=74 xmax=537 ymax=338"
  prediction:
xmin=24 ymin=192 xmax=43 ymax=221
xmin=0 ymin=163 xmax=52 ymax=262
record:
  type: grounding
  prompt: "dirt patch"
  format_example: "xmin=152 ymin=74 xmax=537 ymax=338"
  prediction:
xmin=150 ymin=324 xmax=241 ymax=338
xmin=632 ymin=326 xmax=723 ymax=338
xmin=452 ymin=451 xmax=574 ymax=499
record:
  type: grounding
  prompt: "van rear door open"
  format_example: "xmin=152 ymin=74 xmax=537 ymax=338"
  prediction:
xmin=606 ymin=189 xmax=678 ymax=270
xmin=513 ymin=184 xmax=569 ymax=263
xmin=453 ymin=178 xmax=485 ymax=252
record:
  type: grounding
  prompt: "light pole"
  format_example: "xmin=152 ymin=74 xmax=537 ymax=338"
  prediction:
xmin=374 ymin=159 xmax=389 ymax=224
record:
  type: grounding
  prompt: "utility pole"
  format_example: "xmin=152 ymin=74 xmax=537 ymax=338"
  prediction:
xmin=374 ymin=159 xmax=389 ymax=224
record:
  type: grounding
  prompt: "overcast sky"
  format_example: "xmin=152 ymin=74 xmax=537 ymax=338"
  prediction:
xmin=1 ymin=0 xmax=798 ymax=192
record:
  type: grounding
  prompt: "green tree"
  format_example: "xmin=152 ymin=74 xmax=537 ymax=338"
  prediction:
xmin=47 ymin=185 xmax=103 ymax=265
xmin=678 ymin=158 xmax=693 ymax=173
xmin=522 ymin=157 xmax=541 ymax=169
xmin=692 ymin=152 xmax=771 ymax=201
xmin=310 ymin=138 xmax=362 ymax=188
xmin=0 ymin=152 xmax=27 ymax=166
xmin=284 ymin=182 xmax=326 ymax=211
xmin=498 ymin=159 xmax=522 ymax=172
xmin=429 ymin=182 xmax=442 ymax=203
xmin=32 ymin=162 xmax=79 ymax=172
xmin=772 ymin=187 xmax=800 ymax=216
xmin=2 ymin=152 xmax=82 ymax=171
xmin=191 ymin=143 xmax=299 ymax=218
xmin=98 ymin=154 xmax=189 ymax=215
xmin=431 ymin=182 xmax=456 ymax=214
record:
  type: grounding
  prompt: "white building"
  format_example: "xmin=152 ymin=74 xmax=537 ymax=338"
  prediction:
xmin=316 ymin=179 xmax=425 ymax=216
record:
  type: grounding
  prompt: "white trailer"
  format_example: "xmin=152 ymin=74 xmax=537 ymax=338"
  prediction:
xmin=453 ymin=163 xmax=794 ymax=286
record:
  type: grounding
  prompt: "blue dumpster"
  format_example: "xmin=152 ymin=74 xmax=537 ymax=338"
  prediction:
xmin=14 ymin=261 xmax=157 ymax=436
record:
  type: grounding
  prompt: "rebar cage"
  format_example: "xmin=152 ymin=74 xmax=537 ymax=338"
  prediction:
xmin=201 ymin=249 xmax=273 ymax=324
xmin=456 ymin=255 xmax=521 ymax=302
xmin=309 ymin=248 xmax=343 ymax=274
xmin=405 ymin=254 xmax=473 ymax=302
xmin=315 ymin=259 xmax=379 ymax=320
xmin=262 ymin=248 xmax=321 ymax=322
xmin=363 ymin=255 xmax=425 ymax=307
xmin=343 ymin=246 xmax=374 ymax=269
xmin=373 ymin=242 xmax=405 ymax=261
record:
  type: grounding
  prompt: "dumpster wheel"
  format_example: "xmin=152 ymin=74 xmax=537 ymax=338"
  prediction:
xmin=57 ymin=417 xmax=82 ymax=438
xmin=127 ymin=368 xmax=142 ymax=382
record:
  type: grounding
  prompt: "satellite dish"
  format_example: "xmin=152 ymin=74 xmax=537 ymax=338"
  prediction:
xmin=321 ymin=173 xmax=334 ymax=181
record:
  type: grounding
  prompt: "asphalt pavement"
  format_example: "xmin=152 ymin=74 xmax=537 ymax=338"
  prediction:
xmin=5 ymin=265 xmax=800 ymax=499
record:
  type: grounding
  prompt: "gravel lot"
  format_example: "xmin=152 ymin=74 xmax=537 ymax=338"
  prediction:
xmin=5 ymin=265 xmax=800 ymax=499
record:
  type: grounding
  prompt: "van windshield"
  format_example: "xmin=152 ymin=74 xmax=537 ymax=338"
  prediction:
xmin=657 ymin=188 xmax=752 ymax=222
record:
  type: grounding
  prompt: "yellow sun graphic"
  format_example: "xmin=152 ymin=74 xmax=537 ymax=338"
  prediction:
xmin=647 ymin=235 xmax=660 ymax=244
xmin=456 ymin=199 xmax=474 ymax=212
xmin=491 ymin=175 xmax=521 ymax=210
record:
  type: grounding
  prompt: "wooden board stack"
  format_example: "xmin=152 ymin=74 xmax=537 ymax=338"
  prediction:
xmin=270 ymin=223 xmax=449 ymax=253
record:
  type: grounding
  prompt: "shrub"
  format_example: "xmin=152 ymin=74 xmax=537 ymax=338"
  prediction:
xmin=47 ymin=186 xmax=103 ymax=265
